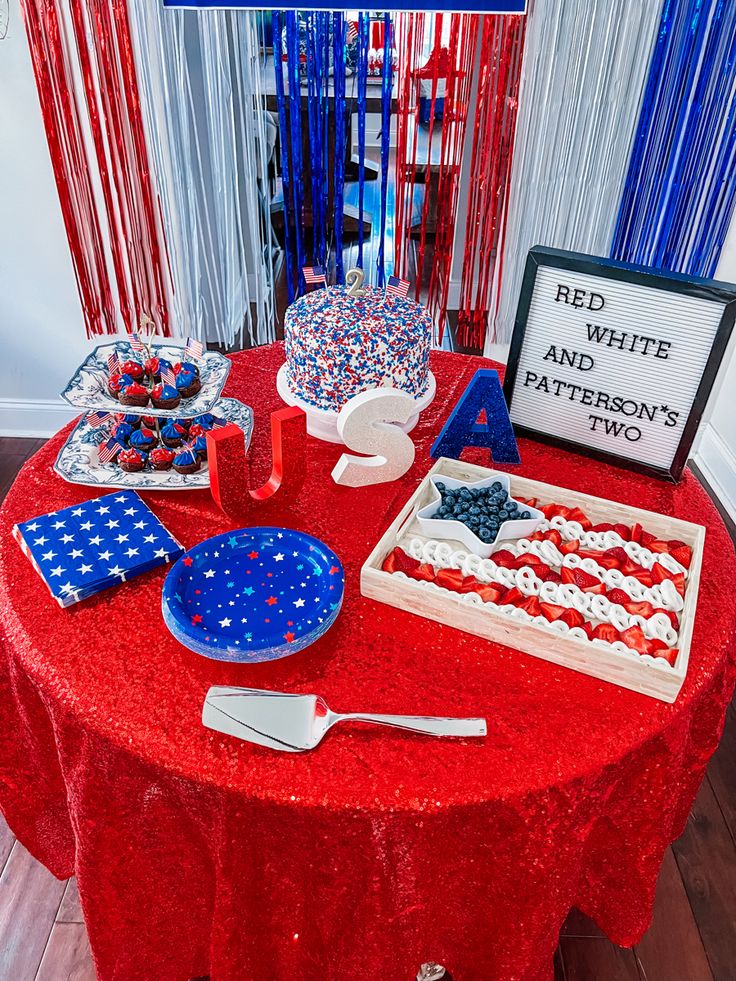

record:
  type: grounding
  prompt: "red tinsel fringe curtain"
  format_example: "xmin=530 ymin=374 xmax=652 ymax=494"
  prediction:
xmin=457 ymin=15 xmax=525 ymax=350
xmin=394 ymin=13 xmax=479 ymax=334
xmin=20 ymin=0 xmax=170 ymax=338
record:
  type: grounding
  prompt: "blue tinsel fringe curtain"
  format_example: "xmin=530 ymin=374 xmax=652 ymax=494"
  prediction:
xmin=611 ymin=0 xmax=736 ymax=279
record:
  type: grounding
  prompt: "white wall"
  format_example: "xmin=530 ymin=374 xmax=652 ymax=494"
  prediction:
xmin=0 ymin=0 xmax=90 ymax=437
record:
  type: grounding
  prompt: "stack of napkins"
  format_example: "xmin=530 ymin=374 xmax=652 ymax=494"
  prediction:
xmin=13 ymin=491 xmax=183 ymax=607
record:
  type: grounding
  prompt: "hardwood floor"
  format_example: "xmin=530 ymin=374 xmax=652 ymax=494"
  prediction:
xmin=1 ymin=437 xmax=735 ymax=980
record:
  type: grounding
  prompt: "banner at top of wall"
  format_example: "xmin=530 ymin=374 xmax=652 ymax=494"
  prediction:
xmin=163 ymin=1 xmax=527 ymax=11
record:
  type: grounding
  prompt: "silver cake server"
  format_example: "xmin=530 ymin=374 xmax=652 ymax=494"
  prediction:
xmin=202 ymin=686 xmax=487 ymax=752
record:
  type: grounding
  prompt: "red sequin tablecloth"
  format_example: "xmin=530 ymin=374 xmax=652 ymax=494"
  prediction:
xmin=1 ymin=345 xmax=735 ymax=981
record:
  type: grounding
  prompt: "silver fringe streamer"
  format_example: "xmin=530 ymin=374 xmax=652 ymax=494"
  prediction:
xmin=491 ymin=0 xmax=664 ymax=349
xmin=126 ymin=2 xmax=276 ymax=347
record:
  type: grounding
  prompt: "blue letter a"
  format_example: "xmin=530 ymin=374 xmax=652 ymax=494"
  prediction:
xmin=430 ymin=369 xmax=520 ymax=464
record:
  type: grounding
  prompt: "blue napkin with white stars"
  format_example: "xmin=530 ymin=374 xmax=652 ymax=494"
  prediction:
xmin=13 ymin=491 xmax=183 ymax=608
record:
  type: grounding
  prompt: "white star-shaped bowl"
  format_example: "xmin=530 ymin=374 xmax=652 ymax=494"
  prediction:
xmin=416 ymin=473 xmax=545 ymax=559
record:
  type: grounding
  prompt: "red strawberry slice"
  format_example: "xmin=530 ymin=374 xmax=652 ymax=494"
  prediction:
xmin=632 ymin=569 xmax=654 ymax=588
xmin=519 ymin=595 xmax=543 ymax=618
xmin=473 ymin=583 xmax=505 ymax=604
xmin=545 ymin=529 xmax=563 ymax=547
xmin=393 ymin=548 xmax=419 ymax=574
xmin=592 ymin=623 xmax=620 ymax=643
xmin=605 ymin=546 xmax=629 ymax=568
xmin=621 ymin=625 xmax=654 ymax=655
xmin=651 ymin=563 xmax=674 ymax=584
xmin=607 ymin=587 xmax=632 ymax=606
xmin=614 ymin=523 xmax=631 ymax=540
xmin=570 ymin=568 xmax=605 ymax=593
xmin=648 ymin=540 xmax=669 ymax=554
xmin=581 ymin=621 xmax=595 ymax=639
xmin=671 ymin=573 xmax=686 ymax=597
xmin=546 ymin=570 xmax=563 ymax=584
xmin=541 ymin=503 xmax=569 ymax=520
xmin=596 ymin=555 xmax=621 ymax=570
xmin=500 ymin=586 xmax=524 ymax=606
xmin=647 ymin=637 xmax=668 ymax=653
xmin=567 ymin=506 xmax=592 ymax=530
xmin=435 ymin=568 xmax=465 ymax=591
xmin=591 ymin=522 xmax=616 ymax=533
xmin=409 ymin=563 xmax=435 ymax=583
xmin=382 ymin=550 xmax=398 ymax=573
xmin=540 ymin=602 xmax=566 ymax=622
xmin=625 ymin=600 xmax=655 ymax=618
xmin=653 ymin=647 xmax=678 ymax=666
xmin=560 ymin=540 xmax=580 ymax=555
xmin=457 ymin=575 xmax=480 ymax=593
xmin=560 ymin=608 xmax=585 ymax=629
xmin=660 ymin=609 xmax=680 ymax=631
xmin=492 ymin=549 xmax=517 ymax=568
xmin=640 ymin=529 xmax=657 ymax=546
xmin=630 ymin=522 xmax=644 ymax=544
xmin=667 ymin=538 xmax=686 ymax=549
xmin=670 ymin=545 xmax=692 ymax=569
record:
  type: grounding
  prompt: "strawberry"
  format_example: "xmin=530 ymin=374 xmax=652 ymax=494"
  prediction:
xmin=409 ymin=563 xmax=435 ymax=583
xmin=541 ymin=503 xmax=569 ymax=520
xmin=630 ymin=522 xmax=643 ymax=544
xmin=560 ymin=608 xmax=585 ymax=629
xmin=519 ymin=595 xmax=543 ymax=618
xmin=546 ymin=570 xmax=562 ymax=584
xmin=435 ymin=568 xmax=464 ymax=591
xmin=500 ymin=586 xmax=524 ymax=606
xmin=596 ymin=555 xmax=621 ymax=570
xmin=670 ymin=545 xmax=692 ymax=569
xmin=593 ymin=623 xmax=620 ymax=643
xmin=533 ymin=563 xmax=551 ymax=579
xmin=561 ymin=566 xmax=576 ymax=585
xmin=560 ymin=539 xmax=580 ymax=555
xmin=457 ymin=576 xmax=480 ymax=593
xmin=625 ymin=600 xmax=655 ymax=618
xmin=621 ymin=625 xmax=654 ymax=655
xmin=540 ymin=602 xmax=566 ymax=622
xmin=581 ymin=621 xmax=595 ymax=639
xmin=545 ymin=529 xmax=563 ymax=547
xmin=394 ymin=548 xmax=419 ymax=574
xmin=382 ymin=550 xmax=398 ymax=573
xmin=649 ymin=540 xmax=669 ymax=554
xmin=614 ymin=523 xmax=631 ymax=540
xmin=571 ymin=568 xmax=605 ymax=593
xmin=607 ymin=587 xmax=632 ymax=606
xmin=667 ymin=538 xmax=686 ymax=550
xmin=473 ymin=583 xmax=505 ymax=604
xmin=591 ymin=522 xmax=616 ymax=533
xmin=660 ymin=609 xmax=680 ymax=631
xmin=513 ymin=553 xmax=541 ymax=567
xmin=650 ymin=563 xmax=671 ymax=585
xmin=640 ymin=529 xmax=657 ymax=546
xmin=492 ymin=549 xmax=517 ymax=567
xmin=671 ymin=573 xmax=686 ymax=597
xmin=568 ymin=506 xmax=592 ymax=530
xmin=647 ymin=637 xmax=668 ymax=653
xmin=605 ymin=547 xmax=629 ymax=568
xmin=653 ymin=647 xmax=678 ymax=666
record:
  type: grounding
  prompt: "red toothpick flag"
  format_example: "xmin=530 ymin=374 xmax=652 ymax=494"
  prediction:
xmin=303 ymin=266 xmax=326 ymax=288
xmin=161 ymin=364 xmax=176 ymax=387
xmin=107 ymin=351 xmax=120 ymax=375
xmin=184 ymin=337 xmax=204 ymax=361
xmin=129 ymin=331 xmax=145 ymax=354
xmin=87 ymin=411 xmax=113 ymax=428
xmin=386 ymin=275 xmax=411 ymax=298
xmin=98 ymin=437 xmax=123 ymax=464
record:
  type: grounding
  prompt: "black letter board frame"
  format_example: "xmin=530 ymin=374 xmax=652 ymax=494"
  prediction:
xmin=502 ymin=246 xmax=736 ymax=483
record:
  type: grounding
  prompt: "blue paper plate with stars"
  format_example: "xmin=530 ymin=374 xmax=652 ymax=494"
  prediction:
xmin=161 ymin=528 xmax=344 ymax=663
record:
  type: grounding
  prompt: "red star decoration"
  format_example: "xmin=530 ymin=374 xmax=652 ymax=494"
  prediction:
xmin=284 ymin=631 xmax=296 ymax=643
xmin=183 ymin=556 xmax=193 ymax=566
xmin=329 ymin=565 xmax=339 ymax=575
xmin=266 ymin=596 xmax=277 ymax=606
xmin=287 ymin=621 xmax=294 ymax=627
xmin=191 ymin=614 xmax=203 ymax=625
xmin=248 ymin=550 xmax=259 ymax=560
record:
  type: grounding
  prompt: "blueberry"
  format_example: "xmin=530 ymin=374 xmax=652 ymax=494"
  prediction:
xmin=522 ymin=510 xmax=531 ymax=519
xmin=478 ymin=527 xmax=493 ymax=542
xmin=435 ymin=481 xmax=446 ymax=493
xmin=469 ymin=505 xmax=481 ymax=515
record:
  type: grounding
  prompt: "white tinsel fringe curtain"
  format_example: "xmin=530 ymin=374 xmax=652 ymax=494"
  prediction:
xmin=490 ymin=0 xmax=664 ymax=350
xmin=127 ymin=2 xmax=276 ymax=347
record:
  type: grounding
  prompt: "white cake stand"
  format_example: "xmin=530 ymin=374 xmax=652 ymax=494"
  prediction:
xmin=276 ymin=364 xmax=437 ymax=445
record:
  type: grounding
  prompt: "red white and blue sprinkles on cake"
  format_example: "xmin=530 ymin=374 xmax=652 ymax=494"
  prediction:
xmin=162 ymin=528 xmax=345 ymax=662
xmin=284 ymin=284 xmax=433 ymax=414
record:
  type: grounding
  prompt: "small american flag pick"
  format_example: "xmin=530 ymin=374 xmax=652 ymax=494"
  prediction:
xmin=346 ymin=21 xmax=358 ymax=43
xmin=386 ymin=275 xmax=411 ymax=299
xmin=303 ymin=265 xmax=327 ymax=288
xmin=161 ymin=364 xmax=176 ymax=387
xmin=98 ymin=437 xmax=123 ymax=464
xmin=12 ymin=491 xmax=183 ymax=608
xmin=87 ymin=411 xmax=113 ymax=428
xmin=184 ymin=337 xmax=204 ymax=360
xmin=129 ymin=331 xmax=145 ymax=354
xmin=107 ymin=351 xmax=120 ymax=375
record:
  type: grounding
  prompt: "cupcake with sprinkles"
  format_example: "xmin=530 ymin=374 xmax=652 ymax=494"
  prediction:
xmin=119 ymin=448 xmax=146 ymax=473
xmin=150 ymin=447 xmax=176 ymax=471
xmin=150 ymin=383 xmax=180 ymax=410
xmin=173 ymin=445 xmax=201 ymax=475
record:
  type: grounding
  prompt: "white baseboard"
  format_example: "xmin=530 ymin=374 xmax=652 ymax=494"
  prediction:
xmin=692 ymin=423 xmax=736 ymax=523
xmin=0 ymin=398 xmax=77 ymax=438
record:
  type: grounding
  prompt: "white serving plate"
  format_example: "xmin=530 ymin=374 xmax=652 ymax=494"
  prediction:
xmin=54 ymin=398 xmax=252 ymax=491
xmin=60 ymin=339 xmax=231 ymax=418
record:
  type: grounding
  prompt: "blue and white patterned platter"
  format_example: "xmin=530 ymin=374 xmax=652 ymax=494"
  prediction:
xmin=162 ymin=528 xmax=344 ymax=663
xmin=54 ymin=398 xmax=252 ymax=491
xmin=61 ymin=340 xmax=231 ymax=417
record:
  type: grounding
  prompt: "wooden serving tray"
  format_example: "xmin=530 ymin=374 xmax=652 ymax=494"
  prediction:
xmin=361 ymin=458 xmax=705 ymax=703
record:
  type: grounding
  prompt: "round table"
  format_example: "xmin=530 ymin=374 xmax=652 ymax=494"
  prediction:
xmin=0 ymin=345 xmax=734 ymax=981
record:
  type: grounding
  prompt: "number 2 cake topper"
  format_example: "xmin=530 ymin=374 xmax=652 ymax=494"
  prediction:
xmin=345 ymin=267 xmax=367 ymax=298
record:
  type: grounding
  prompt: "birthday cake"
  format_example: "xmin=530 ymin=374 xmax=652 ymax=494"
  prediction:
xmin=283 ymin=285 xmax=433 ymax=414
